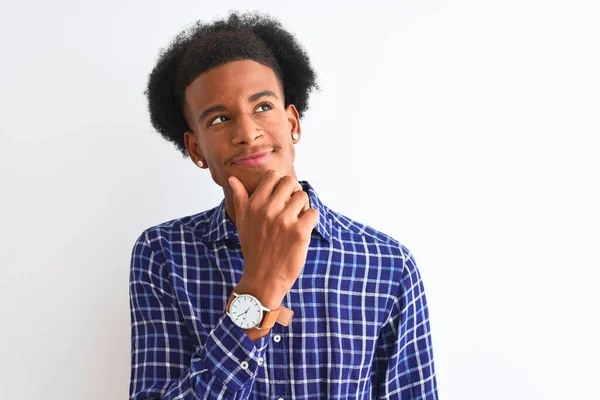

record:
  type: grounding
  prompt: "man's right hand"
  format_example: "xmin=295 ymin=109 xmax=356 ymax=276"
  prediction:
xmin=228 ymin=170 xmax=319 ymax=310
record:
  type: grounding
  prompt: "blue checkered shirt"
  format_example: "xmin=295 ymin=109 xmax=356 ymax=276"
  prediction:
xmin=129 ymin=180 xmax=437 ymax=399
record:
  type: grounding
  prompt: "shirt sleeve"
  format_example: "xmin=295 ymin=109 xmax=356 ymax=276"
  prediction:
xmin=128 ymin=231 xmax=271 ymax=399
xmin=375 ymin=245 xmax=438 ymax=399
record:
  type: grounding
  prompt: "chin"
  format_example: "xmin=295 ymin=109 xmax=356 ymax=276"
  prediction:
xmin=226 ymin=153 xmax=294 ymax=188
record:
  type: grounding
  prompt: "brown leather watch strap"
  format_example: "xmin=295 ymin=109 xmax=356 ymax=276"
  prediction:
xmin=260 ymin=305 xmax=294 ymax=329
xmin=226 ymin=291 xmax=294 ymax=329
xmin=275 ymin=306 xmax=294 ymax=327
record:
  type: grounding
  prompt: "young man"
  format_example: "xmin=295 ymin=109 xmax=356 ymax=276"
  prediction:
xmin=129 ymin=11 xmax=437 ymax=399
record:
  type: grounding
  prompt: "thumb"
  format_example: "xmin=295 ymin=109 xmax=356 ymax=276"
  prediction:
xmin=228 ymin=176 xmax=248 ymax=215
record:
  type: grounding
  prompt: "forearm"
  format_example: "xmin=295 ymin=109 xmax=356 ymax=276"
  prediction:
xmin=129 ymin=235 xmax=272 ymax=399
xmin=130 ymin=312 xmax=271 ymax=399
xmin=234 ymin=276 xmax=284 ymax=341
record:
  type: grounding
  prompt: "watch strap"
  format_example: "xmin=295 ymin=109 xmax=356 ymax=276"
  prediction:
xmin=260 ymin=303 xmax=294 ymax=328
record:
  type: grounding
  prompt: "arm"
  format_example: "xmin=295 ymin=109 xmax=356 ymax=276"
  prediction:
xmin=128 ymin=232 xmax=270 ymax=399
xmin=375 ymin=246 xmax=438 ymax=399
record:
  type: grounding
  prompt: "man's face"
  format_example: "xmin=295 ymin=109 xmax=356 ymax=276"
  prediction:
xmin=183 ymin=59 xmax=300 ymax=195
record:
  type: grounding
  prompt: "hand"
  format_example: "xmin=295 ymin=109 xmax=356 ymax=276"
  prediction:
xmin=228 ymin=170 xmax=319 ymax=309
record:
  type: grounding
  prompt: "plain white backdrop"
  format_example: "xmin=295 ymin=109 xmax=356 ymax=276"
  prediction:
xmin=1 ymin=0 xmax=598 ymax=398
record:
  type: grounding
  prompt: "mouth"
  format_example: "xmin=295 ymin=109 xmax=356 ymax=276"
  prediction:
xmin=231 ymin=150 xmax=274 ymax=168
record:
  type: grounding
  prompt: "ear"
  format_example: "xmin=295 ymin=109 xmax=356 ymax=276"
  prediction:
xmin=184 ymin=130 xmax=205 ymax=165
xmin=285 ymin=104 xmax=301 ymax=137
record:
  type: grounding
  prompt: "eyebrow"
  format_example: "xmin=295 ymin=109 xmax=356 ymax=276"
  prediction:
xmin=197 ymin=90 xmax=279 ymax=122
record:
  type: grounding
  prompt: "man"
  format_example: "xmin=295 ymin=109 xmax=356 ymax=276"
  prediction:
xmin=129 ymin=11 xmax=437 ymax=399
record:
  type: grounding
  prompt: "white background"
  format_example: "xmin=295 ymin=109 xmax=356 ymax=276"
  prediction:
xmin=1 ymin=0 xmax=598 ymax=398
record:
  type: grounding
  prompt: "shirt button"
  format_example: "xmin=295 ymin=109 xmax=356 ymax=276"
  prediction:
xmin=273 ymin=335 xmax=281 ymax=343
xmin=257 ymin=357 xmax=264 ymax=366
xmin=240 ymin=361 xmax=249 ymax=370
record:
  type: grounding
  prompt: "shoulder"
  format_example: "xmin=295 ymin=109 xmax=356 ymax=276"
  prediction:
xmin=326 ymin=206 xmax=414 ymax=269
xmin=324 ymin=206 xmax=420 ymax=305
xmin=326 ymin=206 xmax=405 ymax=247
xmin=131 ymin=205 xmax=218 ymax=251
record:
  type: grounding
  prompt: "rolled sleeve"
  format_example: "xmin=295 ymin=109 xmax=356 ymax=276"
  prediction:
xmin=196 ymin=312 xmax=271 ymax=392
xmin=129 ymin=232 xmax=271 ymax=399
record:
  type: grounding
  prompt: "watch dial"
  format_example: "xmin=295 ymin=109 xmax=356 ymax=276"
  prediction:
xmin=230 ymin=295 xmax=263 ymax=329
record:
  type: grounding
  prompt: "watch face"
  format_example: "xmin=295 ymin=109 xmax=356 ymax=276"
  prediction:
xmin=229 ymin=295 xmax=263 ymax=329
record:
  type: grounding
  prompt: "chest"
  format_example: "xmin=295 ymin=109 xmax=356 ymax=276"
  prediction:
xmin=171 ymin=239 xmax=397 ymax=347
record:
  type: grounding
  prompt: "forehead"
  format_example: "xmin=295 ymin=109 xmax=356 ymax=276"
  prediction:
xmin=185 ymin=59 xmax=282 ymax=109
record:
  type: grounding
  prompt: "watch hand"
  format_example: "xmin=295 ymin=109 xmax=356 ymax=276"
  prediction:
xmin=234 ymin=308 xmax=250 ymax=322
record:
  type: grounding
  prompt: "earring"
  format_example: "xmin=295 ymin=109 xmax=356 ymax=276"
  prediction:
xmin=292 ymin=133 xmax=299 ymax=141
xmin=197 ymin=160 xmax=204 ymax=168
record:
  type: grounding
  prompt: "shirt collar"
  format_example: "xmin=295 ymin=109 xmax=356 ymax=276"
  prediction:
xmin=198 ymin=179 xmax=332 ymax=244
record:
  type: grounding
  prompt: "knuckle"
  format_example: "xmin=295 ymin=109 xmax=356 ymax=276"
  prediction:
xmin=247 ymin=200 xmax=259 ymax=214
xmin=282 ymin=215 xmax=298 ymax=231
xmin=293 ymin=190 xmax=308 ymax=204
xmin=264 ymin=169 xmax=278 ymax=180
xmin=265 ymin=208 xmax=278 ymax=221
xmin=275 ymin=211 xmax=288 ymax=224
xmin=282 ymin=176 xmax=296 ymax=185
xmin=294 ymin=193 xmax=302 ymax=201
xmin=292 ymin=225 xmax=306 ymax=238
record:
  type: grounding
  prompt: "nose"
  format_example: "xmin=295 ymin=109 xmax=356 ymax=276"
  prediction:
xmin=233 ymin=113 xmax=263 ymax=145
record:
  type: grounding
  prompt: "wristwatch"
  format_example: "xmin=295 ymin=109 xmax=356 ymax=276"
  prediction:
xmin=225 ymin=291 xmax=294 ymax=330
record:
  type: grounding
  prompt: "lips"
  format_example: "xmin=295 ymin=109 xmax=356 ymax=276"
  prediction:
xmin=231 ymin=150 xmax=273 ymax=167
xmin=232 ymin=149 xmax=273 ymax=164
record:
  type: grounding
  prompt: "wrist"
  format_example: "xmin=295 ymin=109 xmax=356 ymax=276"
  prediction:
xmin=244 ymin=327 xmax=271 ymax=341
xmin=234 ymin=280 xmax=285 ymax=310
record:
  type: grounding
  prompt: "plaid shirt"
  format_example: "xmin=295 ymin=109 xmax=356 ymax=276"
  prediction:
xmin=129 ymin=180 xmax=437 ymax=399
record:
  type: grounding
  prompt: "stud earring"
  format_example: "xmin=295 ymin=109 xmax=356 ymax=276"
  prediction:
xmin=292 ymin=133 xmax=299 ymax=141
xmin=197 ymin=160 xmax=204 ymax=168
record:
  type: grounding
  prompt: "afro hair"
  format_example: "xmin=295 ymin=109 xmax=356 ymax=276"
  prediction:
xmin=144 ymin=11 xmax=319 ymax=157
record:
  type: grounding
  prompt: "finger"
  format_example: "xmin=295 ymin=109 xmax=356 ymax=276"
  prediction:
xmin=270 ymin=176 xmax=304 ymax=212
xmin=297 ymin=207 xmax=319 ymax=232
xmin=287 ymin=184 xmax=309 ymax=213
xmin=228 ymin=176 xmax=248 ymax=216
xmin=250 ymin=169 xmax=283 ymax=204
xmin=281 ymin=190 xmax=310 ymax=222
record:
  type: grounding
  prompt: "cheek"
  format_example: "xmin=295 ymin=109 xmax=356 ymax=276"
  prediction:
xmin=198 ymin=142 xmax=225 ymax=179
xmin=208 ymin=168 xmax=221 ymax=186
xmin=279 ymin=141 xmax=295 ymax=163
xmin=199 ymin=139 xmax=222 ymax=164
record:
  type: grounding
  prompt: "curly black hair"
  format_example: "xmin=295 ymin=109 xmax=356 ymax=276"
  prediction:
xmin=144 ymin=11 xmax=319 ymax=157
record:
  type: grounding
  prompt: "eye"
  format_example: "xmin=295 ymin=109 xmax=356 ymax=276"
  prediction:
xmin=209 ymin=115 xmax=229 ymax=126
xmin=255 ymin=102 xmax=273 ymax=113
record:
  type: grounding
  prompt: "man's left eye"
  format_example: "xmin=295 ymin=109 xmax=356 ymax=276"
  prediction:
xmin=255 ymin=103 xmax=272 ymax=113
